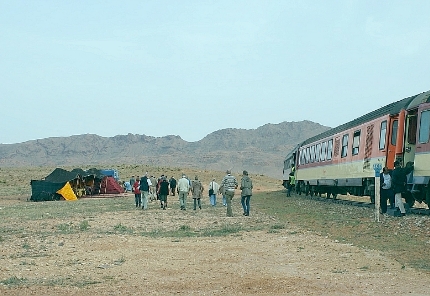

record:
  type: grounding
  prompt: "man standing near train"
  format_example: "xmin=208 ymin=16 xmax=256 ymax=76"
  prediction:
xmin=391 ymin=160 xmax=414 ymax=216
xmin=379 ymin=167 xmax=393 ymax=214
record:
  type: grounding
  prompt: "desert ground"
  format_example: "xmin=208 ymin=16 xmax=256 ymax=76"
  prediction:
xmin=1 ymin=166 xmax=430 ymax=295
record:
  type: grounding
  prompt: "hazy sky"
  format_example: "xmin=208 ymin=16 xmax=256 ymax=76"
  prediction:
xmin=1 ymin=1 xmax=429 ymax=144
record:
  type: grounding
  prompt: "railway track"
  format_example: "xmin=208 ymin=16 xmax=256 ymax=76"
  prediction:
xmin=294 ymin=193 xmax=430 ymax=216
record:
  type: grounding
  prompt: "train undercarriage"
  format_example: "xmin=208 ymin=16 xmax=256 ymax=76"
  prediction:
xmin=294 ymin=179 xmax=421 ymax=208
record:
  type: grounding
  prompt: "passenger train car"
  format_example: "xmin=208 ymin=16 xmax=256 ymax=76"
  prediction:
xmin=283 ymin=90 xmax=430 ymax=208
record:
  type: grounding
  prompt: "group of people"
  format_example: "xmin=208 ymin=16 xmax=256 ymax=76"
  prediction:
xmin=127 ymin=170 xmax=253 ymax=217
xmin=380 ymin=160 xmax=414 ymax=216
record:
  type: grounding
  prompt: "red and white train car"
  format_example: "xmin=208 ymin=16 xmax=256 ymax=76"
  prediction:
xmin=284 ymin=90 xmax=430 ymax=207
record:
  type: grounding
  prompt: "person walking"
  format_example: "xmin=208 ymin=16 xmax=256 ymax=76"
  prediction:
xmin=191 ymin=175 xmax=204 ymax=210
xmin=221 ymin=170 xmax=238 ymax=217
xmin=169 ymin=176 xmax=177 ymax=196
xmin=219 ymin=184 xmax=226 ymax=206
xmin=149 ymin=175 xmax=157 ymax=201
xmin=240 ymin=170 xmax=253 ymax=216
xmin=133 ymin=176 xmax=141 ymax=208
xmin=130 ymin=175 xmax=136 ymax=192
xmin=208 ymin=178 xmax=220 ymax=206
xmin=157 ymin=176 xmax=169 ymax=210
xmin=139 ymin=174 xmax=151 ymax=210
xmin=391 ymin=160 xmax=414 ymax=216
xmin=177 ymin=174 xmax=190 ymax=210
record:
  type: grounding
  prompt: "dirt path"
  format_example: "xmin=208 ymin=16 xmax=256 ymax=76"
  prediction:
xmin=1 ymin=195 xmax=429 ymax=295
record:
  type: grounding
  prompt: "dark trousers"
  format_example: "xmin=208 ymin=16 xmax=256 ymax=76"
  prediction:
xmin=241 ymin=195 xmax=251 ymax=215
xmin=380 ymin=188 xmax=393 ymax=213
xmin=193 ymin=198 xmax=201 ymax=210
xmin=135 ymin=193 xmax=141 ymax=207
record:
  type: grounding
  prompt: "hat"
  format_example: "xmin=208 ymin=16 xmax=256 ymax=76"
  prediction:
xmin=226 ymin=170 xmax=231 ymax=174
xmin=243 ymin=170 xmax=248 ymax=175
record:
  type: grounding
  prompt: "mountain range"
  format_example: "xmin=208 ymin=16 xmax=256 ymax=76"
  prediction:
xmin=0 ymin=120 xmax=330 ymax=179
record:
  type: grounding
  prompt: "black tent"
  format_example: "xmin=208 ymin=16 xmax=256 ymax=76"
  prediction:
xmin=30 ymin=180 xmax=67 ymax=201
xmin=44 ymin=168 xmax=81 ymax=183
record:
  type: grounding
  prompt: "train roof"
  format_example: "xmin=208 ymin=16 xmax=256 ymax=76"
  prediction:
xmin=301 ymin=90 xmax=430 ymax=146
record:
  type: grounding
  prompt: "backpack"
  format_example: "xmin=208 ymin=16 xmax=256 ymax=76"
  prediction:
xmin=139 ymin=177 xmax=149 ymax=191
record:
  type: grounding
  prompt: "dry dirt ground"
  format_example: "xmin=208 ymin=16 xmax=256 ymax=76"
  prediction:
xmin=1 ymin=192 xmax=430 ymax=296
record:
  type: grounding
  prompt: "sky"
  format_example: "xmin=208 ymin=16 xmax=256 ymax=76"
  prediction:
xmin=1 ymin=1 xmax=429 ymax=144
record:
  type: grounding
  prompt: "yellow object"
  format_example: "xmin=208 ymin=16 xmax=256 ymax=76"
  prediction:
xmin=57 ymin=182 xmax=78 ymax=201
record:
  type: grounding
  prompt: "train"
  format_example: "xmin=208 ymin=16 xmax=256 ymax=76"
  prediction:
xmin=283 ymin=90 xmax=430 ymax=208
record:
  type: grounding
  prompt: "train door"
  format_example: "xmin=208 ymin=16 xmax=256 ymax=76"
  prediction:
xmin=403 ymin=109 xmax=418 ymax=165
xmin=385 ymin=116 xmax=398 ymax=169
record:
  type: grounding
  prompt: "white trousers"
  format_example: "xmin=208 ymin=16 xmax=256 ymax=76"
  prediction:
xmin=395 ymin=192 xmax=406 ymax=214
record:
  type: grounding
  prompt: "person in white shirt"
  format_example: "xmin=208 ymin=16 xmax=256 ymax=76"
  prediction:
xmin=208 ymin=178 xmax=220 ymax=206
xmin=177 ymin=174 xmax=191 ymax=210
xmin=380 ymin=167 xmax=393 ymax=214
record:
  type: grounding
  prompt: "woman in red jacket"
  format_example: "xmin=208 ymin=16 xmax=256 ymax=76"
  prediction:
xmin=133 ymin=176 xmax=141 ymax=208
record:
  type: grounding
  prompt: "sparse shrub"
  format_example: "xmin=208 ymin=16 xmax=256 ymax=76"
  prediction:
xmin=270 ymin=224 xmax=285 ymax=230
xmin=113 ymin=223 xmax=130 ymax=233
xmin=79 ymin=220 xmax=90 ymax=231
xmin=57 ymin=223 xmax=73 ymax=233
xmin=1 ymin=276 xmax=27 ymax=286
xmin=179 ymin=225 xmax=191 ymax=231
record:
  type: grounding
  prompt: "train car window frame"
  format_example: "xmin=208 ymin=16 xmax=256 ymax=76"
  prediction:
xmin=352 ymin=130 xmax=361 ymax=155
xmin=315 ymin=143 xmax=321 ymax=162
xmin=326 ymin=139 xmax=333 ymax=160
xmin=341 ymin=134 xmax=349 ymax=158
xmin=320 ymin=141 xmax=327 ymax=161
xmin=305 ymin=147 xmax=310 ymax=164
xmin=310 ymin=145 xmax=315 ymax=163
xmin=379 ymin=120 xmax=387 ymax=150
xmin=419 ymin=110 xmax=430 ymax=144
xmin=391 ymin=120 xmax=398 ymax=146
xmin=299 ymin=149 xmax=305 ymax=165
xmin=407 ymin=115 xmax=417 ymax=144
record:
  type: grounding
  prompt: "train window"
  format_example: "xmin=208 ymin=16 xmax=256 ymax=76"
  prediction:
xmin=298 ymin=150 xmax=301 ymax=165
xmin=379 ymin=121 xmax=387 ymax=150
xmin=315 ymin=143 xmax=321 ymax=162
xmin=391 ymin=120 xmax=398 ymax=146
xmin=305 ymin=147 xmax=310 ymax=164
xmin=407 ymin=115 xmax=417 ymax=144
xmin=352 ymin=130 xmax=360 ymax=155
xmin=341 ymin=134 xmax=349 ymax=158
xmin=327 ymin=139 xmax=333 ymax=160
xmin=299 ymin=149 xmax=304 ymax=165
xmin=320 ymin=141 xmax=327 ymax=161
xmin=310 ymin=145 xmax=315 ymax=163
xmin=419 ymin=110 xmax=430 ymax=143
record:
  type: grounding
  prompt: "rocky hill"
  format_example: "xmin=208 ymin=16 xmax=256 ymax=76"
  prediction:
xmin=0 ymin=120 xmax=330 ymax=179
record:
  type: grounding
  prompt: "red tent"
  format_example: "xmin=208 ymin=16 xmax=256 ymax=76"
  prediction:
xmin=100 ymin=176 xmax=124 ymax=194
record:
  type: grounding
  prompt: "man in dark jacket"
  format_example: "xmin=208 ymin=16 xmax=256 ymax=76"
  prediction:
xmin=391 ymin=160 xmax=414 ymax=216
xmin=169 ymin=176 xmax=177 ymax=196
xmin=139 ymin=174 xmax=150 ymax=210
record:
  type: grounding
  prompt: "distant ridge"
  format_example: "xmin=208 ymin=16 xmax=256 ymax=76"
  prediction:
xmin=0 ymin=120 xmax=330 ymax=179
